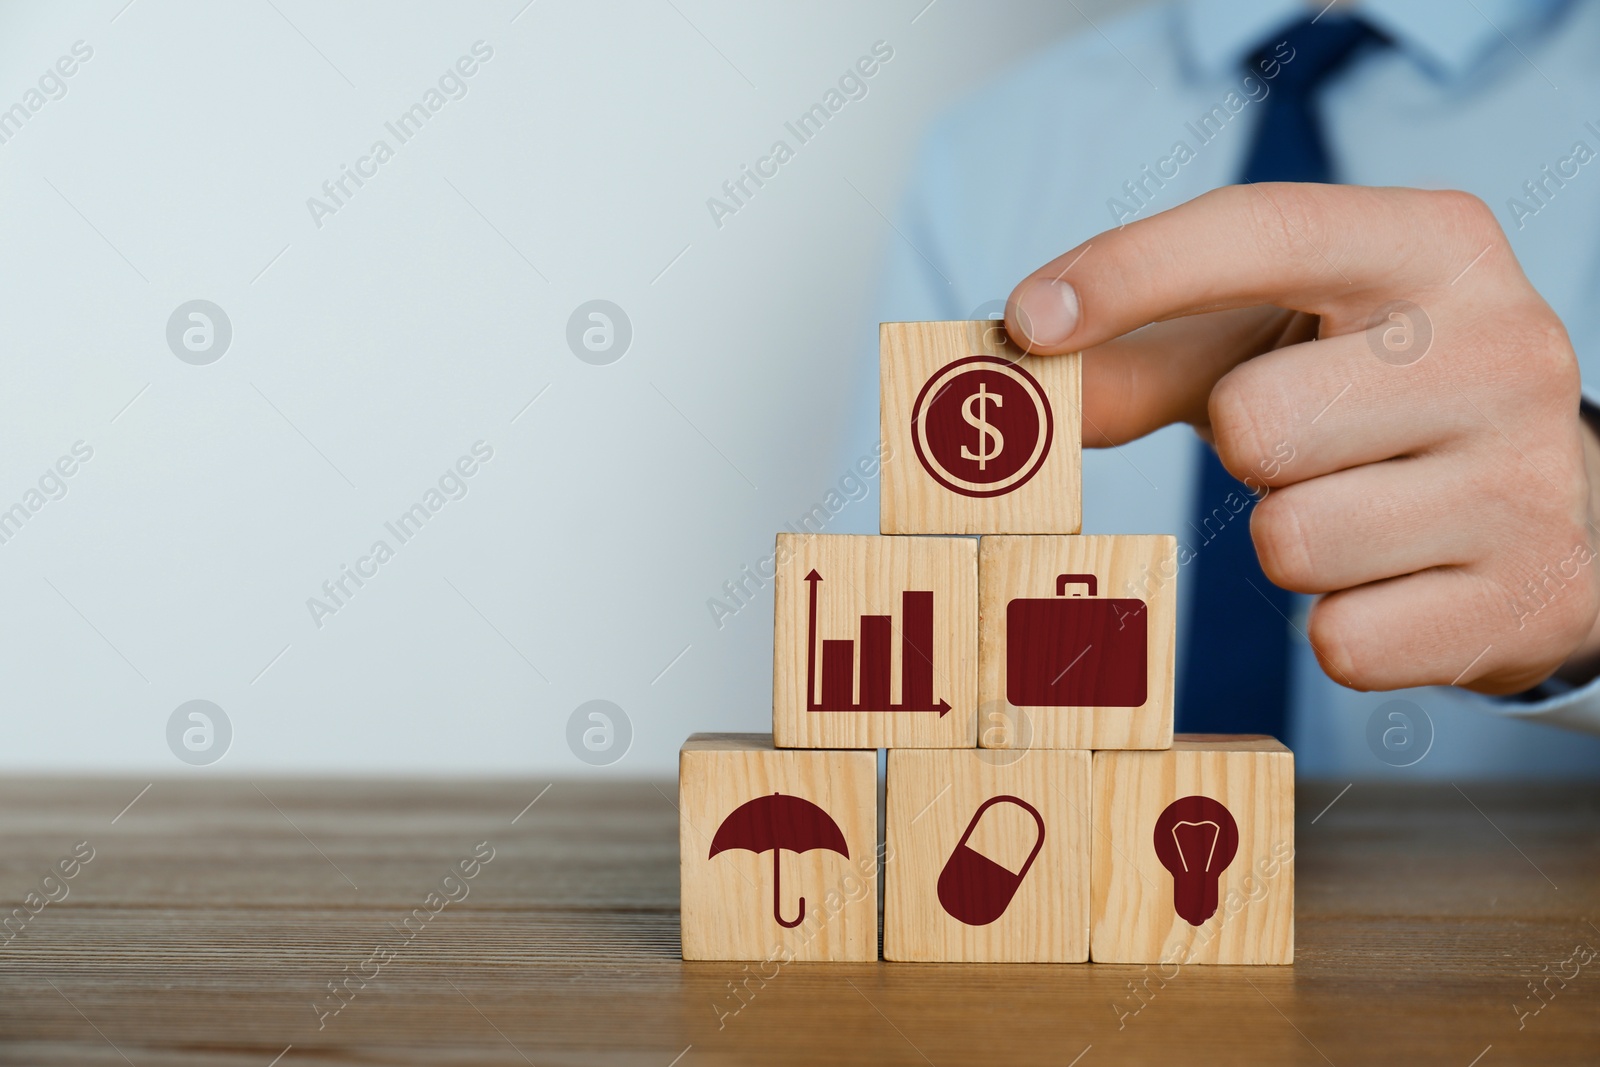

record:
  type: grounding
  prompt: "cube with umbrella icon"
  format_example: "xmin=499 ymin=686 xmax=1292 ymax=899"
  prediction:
xmin=680 ymin=735 xmax=877 ymax=961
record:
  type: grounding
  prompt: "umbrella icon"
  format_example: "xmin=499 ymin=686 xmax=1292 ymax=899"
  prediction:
xmin=709 ymin=791 xmax=849 ymax=929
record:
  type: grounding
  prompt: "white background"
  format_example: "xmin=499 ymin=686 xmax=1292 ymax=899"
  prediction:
xmin=0 ymin=0 xmax=1142 ymax=775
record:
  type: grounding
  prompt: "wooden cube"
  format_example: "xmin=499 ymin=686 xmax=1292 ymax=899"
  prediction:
xmin=679 ymin=733 xmax=879 ymax=961
xmin=884 ymin=747 xmax=1090 ymax=962
xmin=1091 ymin=736 xmax=1294 ymax=965
xmin=880 ymin=320 xmax=1081 ymax=535
xmin=772 ymin=533 xmax=977 ymax=749
xmin=979 ymin=535 xmax=1176 ymax=750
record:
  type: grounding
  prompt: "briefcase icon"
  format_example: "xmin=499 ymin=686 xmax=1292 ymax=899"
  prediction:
xmin=1005 ymin=574 xmax=1147 ymax=707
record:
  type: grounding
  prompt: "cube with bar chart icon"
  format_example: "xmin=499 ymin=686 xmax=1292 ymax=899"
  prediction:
xmin=772 ymin=533 xmax=977 ymax=750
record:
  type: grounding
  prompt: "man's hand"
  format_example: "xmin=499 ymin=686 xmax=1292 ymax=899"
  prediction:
xmin=1005 ymin=183 xmax=1600 ymax=696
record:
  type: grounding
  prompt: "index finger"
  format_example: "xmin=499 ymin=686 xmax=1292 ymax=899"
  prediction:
xmin=1004 ymin=183 xmax=1494 ymax=355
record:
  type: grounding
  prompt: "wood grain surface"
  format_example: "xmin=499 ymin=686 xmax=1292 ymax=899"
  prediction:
xmin=1 ymin=777 xmax=1598 ymax=1065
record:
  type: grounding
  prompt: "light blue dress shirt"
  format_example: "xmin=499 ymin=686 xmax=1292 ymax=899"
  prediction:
xmin=866 ymin=0 xmax=1600 ymax=776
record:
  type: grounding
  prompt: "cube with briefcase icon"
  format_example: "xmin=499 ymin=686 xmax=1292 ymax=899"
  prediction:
xmin=979 ymin=535 xmax=1176 ymax=750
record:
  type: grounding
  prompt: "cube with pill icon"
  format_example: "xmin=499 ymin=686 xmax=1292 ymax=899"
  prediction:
xmin=884 ymin=747 xmax=1091 ymax=962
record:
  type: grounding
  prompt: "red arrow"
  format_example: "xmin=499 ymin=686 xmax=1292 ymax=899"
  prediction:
xmin=805 ymin=569 xmax=822 ymax=712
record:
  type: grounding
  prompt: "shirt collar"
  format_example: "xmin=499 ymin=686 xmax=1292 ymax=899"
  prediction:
xmin=1178 ymin=0 xmax=1571 ymax=83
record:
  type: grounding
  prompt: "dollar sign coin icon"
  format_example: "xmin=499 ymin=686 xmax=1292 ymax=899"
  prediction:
xmin=911 ymin=356 xmax=1053 ymax=498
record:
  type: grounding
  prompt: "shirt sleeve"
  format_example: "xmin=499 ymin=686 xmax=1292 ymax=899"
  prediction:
xmin=1452 ymin=673 xmax=1600 ymax=734
xmin=1471 ymin=392 xmax=1600 ymax=733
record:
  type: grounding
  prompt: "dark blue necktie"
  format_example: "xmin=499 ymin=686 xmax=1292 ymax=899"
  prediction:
xmin=1177 ymin=16 xmax=1381 ymax=736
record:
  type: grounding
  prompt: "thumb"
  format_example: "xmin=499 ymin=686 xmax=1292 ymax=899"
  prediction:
xmin=1024 ymin=304 xmax=1315 ymax=447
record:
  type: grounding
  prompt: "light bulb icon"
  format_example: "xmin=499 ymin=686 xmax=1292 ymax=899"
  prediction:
xmin=1153 ymin=795 xmax=1239 ymax=927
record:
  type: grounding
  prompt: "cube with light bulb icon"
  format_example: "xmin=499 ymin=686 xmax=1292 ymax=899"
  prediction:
xmin=1090 ymin=736 xmax=1294 ymax=964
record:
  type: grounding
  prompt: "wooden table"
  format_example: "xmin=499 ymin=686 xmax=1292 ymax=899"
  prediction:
xmin=1 ymin=778 xmax=1596 ymax=1065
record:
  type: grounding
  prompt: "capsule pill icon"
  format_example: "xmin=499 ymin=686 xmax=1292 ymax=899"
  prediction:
xmin=936 ymin=795 xmax=1046 ymax=926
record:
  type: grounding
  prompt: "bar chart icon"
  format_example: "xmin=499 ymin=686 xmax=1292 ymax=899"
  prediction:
xmin=804 ymin=569 xmax=951 ymax=716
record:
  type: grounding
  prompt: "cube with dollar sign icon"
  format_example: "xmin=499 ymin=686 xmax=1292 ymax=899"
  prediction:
xmin=880 ymin=320 xmax=1082 ymax=534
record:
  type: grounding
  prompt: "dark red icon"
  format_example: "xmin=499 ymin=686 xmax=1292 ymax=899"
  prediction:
xmin=709 ymin=792 xmax=849 ymax=929
xmin=910 ymin=355 xmax=1054 ymax=498
xmin=937 ymin=796 xmax=1045 ymax=926
xmin=1153 ymin=796 xmax=1239 ymax=927
xmin=1006 ymin=574 xmax=1147 ymax=707
xmin=804 ymin=569 xmax=949 ymax=716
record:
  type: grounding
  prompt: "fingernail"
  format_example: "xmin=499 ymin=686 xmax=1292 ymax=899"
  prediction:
xmin=1011 ymin=278 xmax=1079 ymax=349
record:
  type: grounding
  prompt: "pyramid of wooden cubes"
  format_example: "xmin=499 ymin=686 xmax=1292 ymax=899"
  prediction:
xmin=680 ymin=321 xmax=1294 ymax=966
